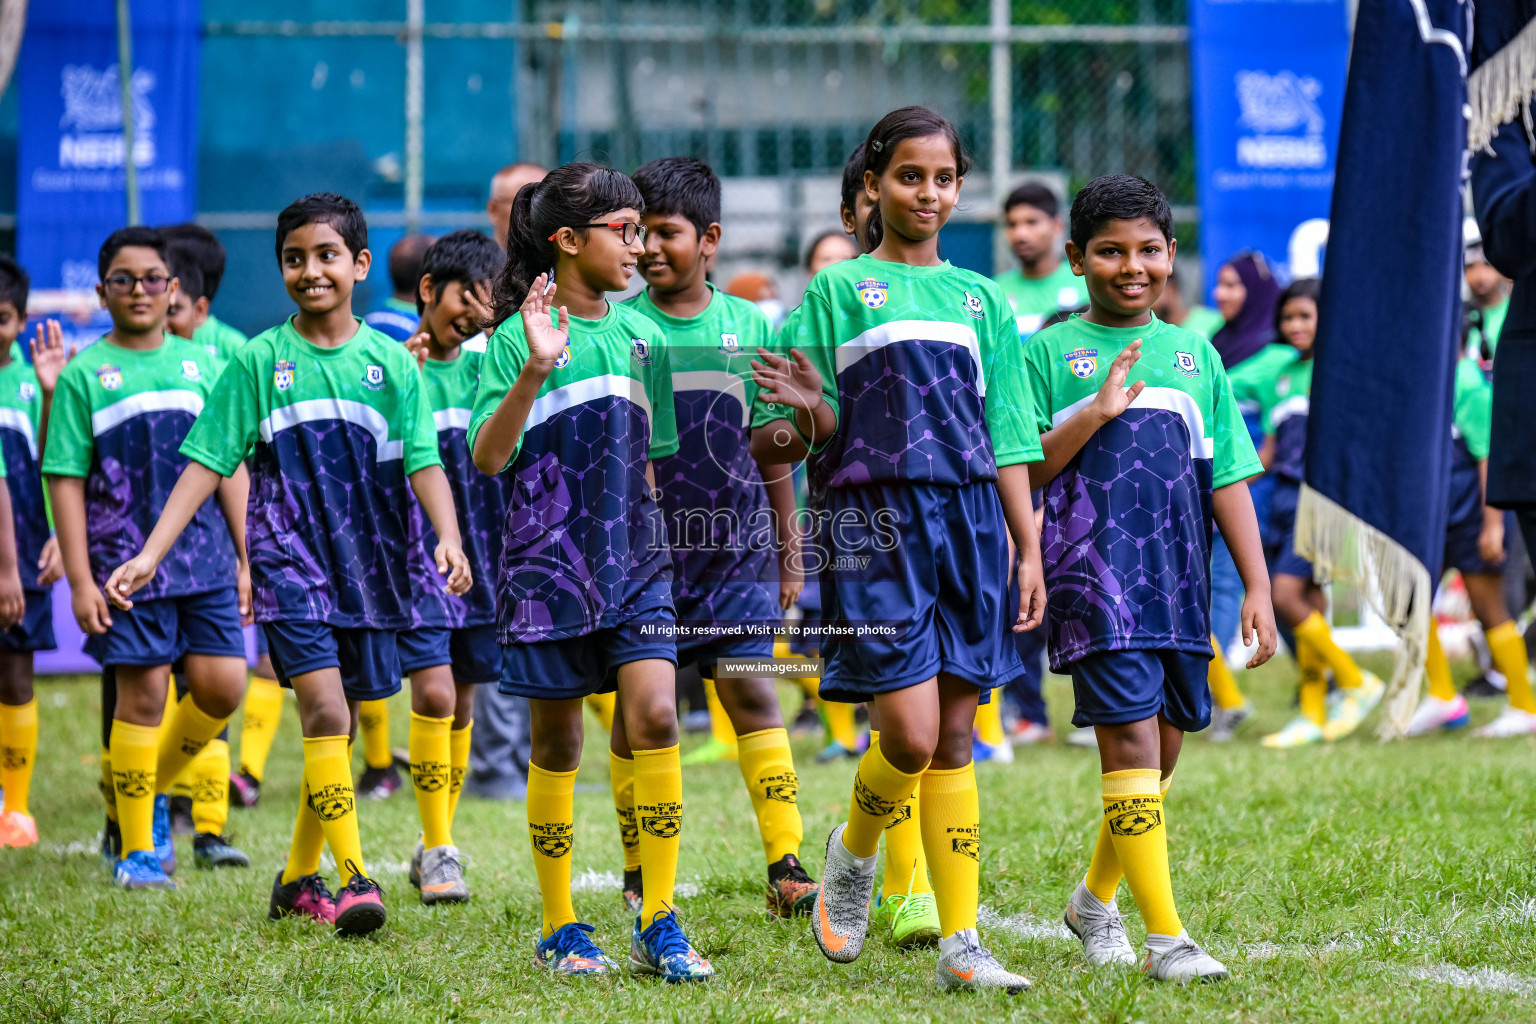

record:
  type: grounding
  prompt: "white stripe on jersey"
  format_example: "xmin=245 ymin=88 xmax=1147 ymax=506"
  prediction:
xmin=0 ymin=407 xmax=37 ymax=462
xmin=91 ymin=389 xmax=204 ymax=438
xmin=1051 ymin=385 xmax=1215 ymax=461
xmin=1267 ymin=395 xmax=1309 ymax=429
xmin=671 ymin=370 xmax=749 ymax=429
xmin=258 ymin=398 xmax=405 ymax=462
xmin=834 ymin=319 xmax=986 ymax=397
xmin=524 ymin=373 xmax=653 ymax=442
xmin=433 ymin=407 xmax=472 ymax=434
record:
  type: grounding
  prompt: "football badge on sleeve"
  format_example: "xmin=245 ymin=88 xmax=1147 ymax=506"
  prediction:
xmin=855 ymin=278 xmax=889 ymax=309
xmin=1175 ymin=350 xmax=1199 ymax=377
xmin=1065 ymin=347 xmax=1099 ymax=378
xmin=273 ymin=360 xmax=296 ymax=391
xmin=962 ymin=291 xmax=985 ymax=319
xmin=554 ymin=345 xmax=572 ymax=369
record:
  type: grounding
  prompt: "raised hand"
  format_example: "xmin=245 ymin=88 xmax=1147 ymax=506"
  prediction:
xmin=1089 ymin=340 xmax=1146 ymax=423
xmin=520 ymin=273 xmax=569 ymax=369
xmin=29 ymin=320 xmax=68 ymax=396
xmin=750 ymin=347 xmax=826 ymax=412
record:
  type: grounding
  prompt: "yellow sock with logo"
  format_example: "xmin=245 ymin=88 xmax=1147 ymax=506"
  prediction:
xmin=703 ymin=679 xmax=738 ymax=757
xmin=357 ymin=699 xmax=393 ymax=770
xmin=110 ymin=720 xmax=159 ymax=855
xmin=823 ymin=699 xmax=859 ymax=752
xmin=282 ymin=771 xmax=327 ymax=884
xmin=1207 ymin=634 xmax=1246 ymax=710
xmin=156 ymin=696 xmax=227 ymax=794
xmin=189 ymin=737 xmax=230 ymax=836
xmin=736 ymin=728 xmax=802 ymax=863
xmin=303 ymin=735 xmax=366 ymax=883
xmin=1487 ymin=621 xmax=1534 ymax=712
xmin=870 ymin=731 xmax=932 ymax=898
xmin=1298 ymin=638 xmax=1329 ymax=724
xmin=609 ymin=750 xmax=641 ymax=872
xmin=919 ymin=763 xmax=980 ymax=936
xmin=1082 ymin=770 xmax=1172 ymax=903
xmin=448 ymin=721 xmax=472 ymax=826
xmin=1102 ymin=768 xmax=1181 ymax=936
xmin=974 ymin=690 xmax=1006 ymax=746
xmin=634 ymin=744 xmax=684 ymax=922
xmin=409 ymin=712 xmax=453 ymax=848
xmin=0 ymin=698 xmax=38 ymax=815
xmin=585 ymin=691 xmax=616 ymax=733
xmin=843 ymin=740 xmax=924 ymax=859
xmin=527 ymin=762 xmax=578 ymax=937
xmin=1425 ymin=625 xmax=1457 ymax=702
xmin=238 ymin=677 xmax=285 ymax=782
xmin=1294 ymin=611 xmax=1363 ymax=690
xmin=100 ymin=746 xmax=118 ymax=823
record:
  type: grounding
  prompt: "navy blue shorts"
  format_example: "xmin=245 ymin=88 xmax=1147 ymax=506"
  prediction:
xmin=261 ymin=620 xmax=401 ymax=702
xmin=398 ymin=623 xmax=501 ymax=684
xmin=1265 ymin=480 xmax=1314 ymax=580
xmin=85 ymin=588 xmax=245 ymax=667
xmin=499 ymin=618 xmax=676 ymax=701
xmin=0 ymin=590 xmax=56 ymax=652
xmin=1444 ymin=460 xmax=1506 ymax=576
xmin=677 ymin=632 xmax=776 ymax=677
xmin=1068 ymin=648 xmax=1212 ymax=732
xmin=818 ymin=481 xmax=1022 ymax=703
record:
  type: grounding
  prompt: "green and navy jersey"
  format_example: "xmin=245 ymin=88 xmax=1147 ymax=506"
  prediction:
xmin=1024 ymin=313 xmax=1261 ymax=668
xmin=626 ymin=286 xmax=781 ymax=632
xmin=995 ymin=262 xmax=1089 ymax=337
xmin=193 ymin=315 xmax=248 ymax=374
xmin=470 ymin=300 xmax=678 ymax=643
xmin=364 ymin=297 xmax=420 ymax=343
xmin=763 ymin=254 xmax=1042 ymax=493
xmin=1226 ymin=343 xmax=1296 ymax=445
xmin=43 ymin=336 xmax=234 ymax=600
xmin=410 ymin=349 xmax=511 ymax=629
xmin=0 ymin=355 xmax=47 ymax=592
xmin=180 ymin=318 xmax=441 ymax=629
xmin=1262 ymin=354 xmax=1313 ymax=484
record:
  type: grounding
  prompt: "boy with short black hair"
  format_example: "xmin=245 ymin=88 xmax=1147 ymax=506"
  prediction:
xmin=622 ymin=155 xmax=821 ymax=916
xmin=1024 ymin=174 xmax=1276 ymax=980
xmin=995 ymin=181 xmax=1088 ymax=337
xmin=161 ymin=223 xmax=248 ymax=365
xmin=43 ymin=227 xmax=250 ymax=890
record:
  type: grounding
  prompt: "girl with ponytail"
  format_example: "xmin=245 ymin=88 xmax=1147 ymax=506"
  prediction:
xmin=468 ymin=162 xmax=713 ymax=982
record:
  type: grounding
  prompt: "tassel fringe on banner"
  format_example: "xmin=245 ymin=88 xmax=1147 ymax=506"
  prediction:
xmin=1294 ymin=485 xmax=1431 ymax=740
xmin=1469 ymin=16 xmax=1536 ymax=154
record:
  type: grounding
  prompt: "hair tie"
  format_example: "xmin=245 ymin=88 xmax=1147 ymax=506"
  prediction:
xmin=871 ymin=140 xmax=884 ymax=152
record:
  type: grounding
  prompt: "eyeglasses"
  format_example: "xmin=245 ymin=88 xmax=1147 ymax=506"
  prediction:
xmin=102 ymin=273 xmax=171 ymax=296
xmin=547 ymin=222 xmax=647 ymax=245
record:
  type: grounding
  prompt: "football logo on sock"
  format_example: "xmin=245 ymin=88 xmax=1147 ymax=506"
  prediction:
xmin=533 ymin=834 xmax=573 ymax=858
xmin=192 ymin=777 xmax=224 ymax=804
xmin=179 ymin=737 xmax=202 ymax=756
xmin=951 ymin=837 xmax=980 ymax=861
xmin=307 ymin=783 xmax=355 ymax=822
xmin=449 ymin=765 xmax=466 ymax=794
xmin=113 ymin=769 xmax=152 ymax=799
xmin=617 ymin=808 xmax=639 ymax=849
xmin=763 ymin=769 xmax=799 ymax=803
xmin=1109 ymin=808 xmax=1162 ymax=837
xmin=411 ymin=759 xmax=450 ymax=792
xmin=853 ymin=775 xmax=899 ymax=818
xmin=641 ymin=815 xmax=682 ymax=839
xmin=2 ymin=745 xmax=27 ymax=770
xmin=883 ymin=802 xmax=912 ymax=828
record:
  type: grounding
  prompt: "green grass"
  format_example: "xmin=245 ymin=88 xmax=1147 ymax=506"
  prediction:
xmin=4 ymin=654 xmax=1536 ymax=1022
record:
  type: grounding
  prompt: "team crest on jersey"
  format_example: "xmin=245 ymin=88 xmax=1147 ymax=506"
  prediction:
xmin=554 ymin=345 xmax=571 ymax=369
xmin=962 ymin=291 xmax=985 ymax=319
xmin=1065 ymin=347 xmax=1098 ymax=378
xmin=855 ymin=278 xmax=889 ymax=309
xmin=363 ymin=363 xmax=385 ymax=390
xmin=273 ymin=360 xmax=295 ymax=391
xmin=631 ymin=337 xmax=652 ymax=365
xmin=96 ymin=365 xmax=122 ymax=391
xmin=17 ymin=382 xmax=34 ymax=403
xmin=719 ymin=332 xmax=740 ymax=354
xmin=1175 ymin=350 xmax=1199 ymax=377
xmin=180 ymin=359 xmax=201 ymax=381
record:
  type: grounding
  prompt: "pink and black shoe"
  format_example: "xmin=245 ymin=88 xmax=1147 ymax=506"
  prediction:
xmin=334 ymin=860 xmax=387 ymax=936
xmin=268 ymin=870 xmax=337 ymax=924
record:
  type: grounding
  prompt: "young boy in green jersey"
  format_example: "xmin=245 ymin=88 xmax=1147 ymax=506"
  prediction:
xmin=43 ymin=227 xmax=251 ymax=890
xmin=622 ymin=156 xmax=820 ymax=917
xmin=1023 ymin=175 xmax=1277 ymax=980
xmin=994 ymin=181 xmax=1088 ymax=338
xmin=106 ymin=195 xmax=472 ymax=933
xmin=162 ymin=224 xmax=248 ymax=367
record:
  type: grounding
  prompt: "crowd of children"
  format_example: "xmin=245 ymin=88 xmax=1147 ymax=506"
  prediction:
xmin=0 ymin=102 xmax=1525 ymax=994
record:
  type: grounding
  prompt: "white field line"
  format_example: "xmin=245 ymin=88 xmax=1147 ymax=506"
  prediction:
xmin=570 ymin=868 xmax=699 ymax=898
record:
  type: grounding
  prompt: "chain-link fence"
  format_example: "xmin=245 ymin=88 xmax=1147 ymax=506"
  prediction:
xmin=198 ymin=0 xmax=1194 ymax=333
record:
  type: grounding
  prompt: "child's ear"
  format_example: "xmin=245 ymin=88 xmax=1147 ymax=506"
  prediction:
xmin=354 ymin=248 xmax=372 ymax=280
xmin=700 ymin=223 xmax=722 ymax=258
xmin=839 ymin=205 xmax=857 ymax=237
xmin=863 ymin=168 xmax=880 ymax=203
xmin=194 ymin=296 xmax=210 ymax=318
xmin=418 ymin=273 xmax=435 ymax=309
xmin=96 ymin=282 xmax=107 ymax=309
xmin=1064 ymin=241 xmax=1085 ymax=276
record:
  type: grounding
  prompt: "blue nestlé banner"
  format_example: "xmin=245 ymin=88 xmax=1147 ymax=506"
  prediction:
xmin=1189 ymin=0 xmax=1350 ymax=281
xmin=17 ymin=0 xmax=200 ymax=291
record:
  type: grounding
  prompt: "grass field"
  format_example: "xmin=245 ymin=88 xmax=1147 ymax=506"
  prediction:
xmin=4 ymin=652 xmax=1536 ymax=1023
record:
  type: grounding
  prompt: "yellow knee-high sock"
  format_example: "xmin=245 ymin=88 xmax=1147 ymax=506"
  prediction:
xmin=843 ymin=740 xmax=924 ymax=859
xmin=633 ymin=744 xmax=684 ymax=922
xmin=1487 ymin=621 xmax=1534 ymax=712
xmin=773 ymin=637 xmax=821 ymax=704
xmin=282 ymin=771 xmax=327 ymax=883
xmin=585 ymin=691 xmax=616 ymax=733
xmin=527 ymin=762 xmax=578 ymax=937
xmin=871 ymin=731 xmax=932 ymax=898
xmin=409 ymin=712 xmax=453 ymax=848
xmin=974 ymin=690 xmax=1006 ymax=746
xmin=0 ymin=699 xmax=38 ymax=815
xmin=189 ymin=738 xmax=230 ymax=836
xmin=1207 ymin=635 xmax=1246 ymax=711
xmin=1425 ymin=625 xmax=1457 ymax=702
xmin=100 ymin=747 xmax=117 ymax=823
xmin=703 ymin=679 xmax=738 ymax=756
xmin=110 ymin=720 xmax=159 ymax=855
xmin=357 ymin=699 xmax=393 ymax=770
xmin=735 ymin=728 xmax=802 ymax=863
xmin=156 ymin=696 xmax=227 ymax=795
xmin=1081 ymin=771 xmax=1171 ymax=904
xmin=238 ymin=677 xmax=285 ymax=782
xmin=610 ymin=750 xmax=641 ymax=872
xmin=1298 ymin=638 xmax=1329 ymax=724
xmin=303 ymin=735 xmax=366 ymax=882
xmin=1294 ymin=611 xmax=1363 ymax=690
xmin=918 ymin=764 xmax=981 ymax=937
xmin=448 ymin=721 xmax=472 ymax=826
xmin=1102 ymin=768 xmax=1181 ymax=936
xmin=823 ymin=699 xmax=859 ymax=751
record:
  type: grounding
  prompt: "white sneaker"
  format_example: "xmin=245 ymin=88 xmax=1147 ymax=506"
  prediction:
xmin=935 ymin=928 xmax=1031 ymax=993
xmin=1142 ymin=930 xmax=1228 ymax=982
xmin=1009 ymin=721 xmax=1054 ymax=746
xmin=1474 ymin=705 xmax=1536 ymax=738
xmin=1064 ymin=728 xmax=1099 ymax=748
xmin=1321 ymin=671 xmax=1385 ymax=741
xmin=1406 ymin=694 xmax=1471 ymax=736
xmin=811 ymin=822 xmax=877 ymax=964
xmin=1207 ymin=702 xmax=1252 ymax=743
xmin=1062 ymin=881 xmax=1137 ymax=966
xmin=1261 ymin=715 xmax=1324 ymax=748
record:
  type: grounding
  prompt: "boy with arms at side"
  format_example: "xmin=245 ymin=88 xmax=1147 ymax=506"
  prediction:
xmin=623 ymin=156 xmax=820 ymax=917
xmin=1024 ymin=175 xmax=1277 ymax=980
xmin=44 ymin=227 xmax=251 ymax=890
xmin=106 ymin=195 xmax=471 ymax=933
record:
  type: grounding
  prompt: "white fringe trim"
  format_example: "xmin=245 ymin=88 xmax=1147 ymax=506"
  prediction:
xmin=1469 ymin=16 xmax=1536 ymax=154
xmin=1294 ymin=485 xmax=1431 ymax=740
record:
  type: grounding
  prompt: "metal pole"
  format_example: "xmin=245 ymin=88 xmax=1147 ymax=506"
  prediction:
xmin=115 ymin=0 xmax=140 ymax=225
xmin=404 ymin=0 xmax=425 ymax=234
xmin=989 ymin=0 xmax=1012 ymax=275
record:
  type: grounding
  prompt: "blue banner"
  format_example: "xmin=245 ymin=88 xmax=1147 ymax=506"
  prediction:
xmin=17 ymin=0 xmax=200 ymax=291
xmin=1189 ymin=0 xmax=1350 ymax=282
